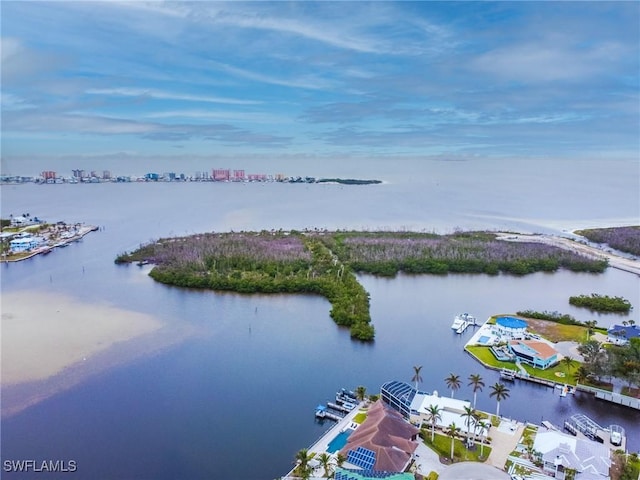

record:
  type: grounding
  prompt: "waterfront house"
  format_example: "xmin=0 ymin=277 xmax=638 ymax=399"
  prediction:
xmin=9 ymin=235 xmax=40 ymax=253
xmin=380 ymin=381 xmax=489 ymax=438
xmin=339 ymin=400 xmax=419 ymax=473
xmin=493 ymin=316 xmax=528 ymax=339
xmin=607 ymin=324 xmax=640 ymax=346
xmin=508 ymin=340 xmax=559 ymax=369
xmin=533 ymin=430 xmax=610 ymax=480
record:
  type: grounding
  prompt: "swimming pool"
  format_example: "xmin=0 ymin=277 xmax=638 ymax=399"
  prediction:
xmin=327 ymin=429 xmax=353 ymax=453
xmin=478 ymin=335 xmax=490 ymax=344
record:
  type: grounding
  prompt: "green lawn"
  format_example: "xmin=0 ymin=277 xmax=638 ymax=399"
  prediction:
xmin=422 ymin=431 xmax=491 ymax=462
xmin=352 ymin=412 xmax=367 ymax=424
xmin=466 ymin=346 xmax=517 ymax=370
xmin=466 ymin=346 xmax=579 ymax=386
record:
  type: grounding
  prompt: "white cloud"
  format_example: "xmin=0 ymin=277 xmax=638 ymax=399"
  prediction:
xmin=85 ymin=88 xmax=261 ymax=105
xmin=471 ymin=40 xmax=629 ymax=83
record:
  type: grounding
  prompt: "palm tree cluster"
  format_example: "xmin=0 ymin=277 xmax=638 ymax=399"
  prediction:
xmin=443 ymin=372 xmax=509 ymax=417
xmin=292 ymin=449 xmax=346 ymax=479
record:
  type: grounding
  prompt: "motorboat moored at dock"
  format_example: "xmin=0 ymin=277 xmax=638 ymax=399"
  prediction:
xmin=451 ymin=313 xmax=477 ymax=334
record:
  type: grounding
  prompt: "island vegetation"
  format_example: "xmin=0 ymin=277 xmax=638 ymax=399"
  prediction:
xmin=569 ymin=293 xmax=632 ymax=313
xmin=315 ymin=178 xmax=382 ymax=185
xmin=116 ymin=230 xmax=608 ymax=341
xmin=516 ymin=310 xmax=581 ymax=325
xmin=575 ymin=226 xmax=640 ymax=256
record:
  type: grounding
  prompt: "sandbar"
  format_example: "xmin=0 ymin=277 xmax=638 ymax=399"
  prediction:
xmin=1 ymin=290 xmax=161 ymax=386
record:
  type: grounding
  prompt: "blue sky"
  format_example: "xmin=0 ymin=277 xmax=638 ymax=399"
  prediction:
xmin=1 ymin=1 xmax=639 ymax=171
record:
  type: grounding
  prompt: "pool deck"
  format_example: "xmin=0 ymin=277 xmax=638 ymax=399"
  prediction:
xmin=283 ymin=402 xmax=365 ymax=478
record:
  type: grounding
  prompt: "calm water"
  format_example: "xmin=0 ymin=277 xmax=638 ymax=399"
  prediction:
xmin=1 ymin=164 xmax=639 ymax=480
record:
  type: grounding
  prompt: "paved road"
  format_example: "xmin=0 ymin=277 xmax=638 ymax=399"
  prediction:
xmin=495 ymin=233 xmax=640 ymax=276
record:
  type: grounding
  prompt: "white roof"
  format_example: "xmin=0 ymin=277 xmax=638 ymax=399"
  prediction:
xmin=411 ymin=391 xmax=488 ymax=434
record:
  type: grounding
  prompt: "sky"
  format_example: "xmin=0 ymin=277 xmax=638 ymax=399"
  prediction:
xmin=1 ymin=1 xmax=639 ymax=174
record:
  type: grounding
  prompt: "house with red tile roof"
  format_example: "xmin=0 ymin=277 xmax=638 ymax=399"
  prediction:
xmin=339 ymin=400 xmax=419 ymax=473
xmin=508 ymin=339 xmax=559 ymax=369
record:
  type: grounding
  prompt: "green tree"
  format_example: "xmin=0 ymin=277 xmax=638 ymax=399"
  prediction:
xmin=445 ymin=373 xmax=461 ymax=398
xmin=317 ymin=452 xmax=333 ymax=479
xmin=489 ymin=383 xmax=510 ymax=417
xmin=468 ymin=373 xmax=485 ymax=409
xmin=584 ymin=320 xmax=597 ymax=339
xmin=446 ymin=422 xmax=460 ymax=460
xmin=476 ymin=420 xmax=490 ymax=458
xmin=335 ymin=453 xmax=346 ymax=468
xmin=355 ymin=385 xmax=367 ymax=402
xmin=425 ymin=404 xmax=442 ymax=442
xmin=461 ymin=406 xmax=475 ymax=446
xmin=294 ymin=449 xmax=313 ymax=479
xmin=573 ymin=365 xmax=590 ymax=384
xmin=412 ymin=365 xmax=423 ymax=390
xmin=562 ymin=355 xmax=573 ymax=375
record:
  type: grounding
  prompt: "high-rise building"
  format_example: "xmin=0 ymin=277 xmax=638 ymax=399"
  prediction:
xmin=213 ymin=169 xmax=230 ymax=181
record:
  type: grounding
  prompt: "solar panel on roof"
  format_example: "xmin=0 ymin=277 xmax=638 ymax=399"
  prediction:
xmin=347 ymin=446 xmax=376 ymax=470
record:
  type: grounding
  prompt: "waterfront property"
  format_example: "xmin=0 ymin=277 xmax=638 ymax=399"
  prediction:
xmin=508 ymin=340 xmax=559 ymax=370
xmin=533 ymin=430 xmax=611 ymax=480
xmin=334 ymin=469 xmax=413 ymax=480
xmin=338 ymin=400 xmax=419 ymax=473
xmin=9 ymin=234 xmax=42 ymax=253
xmin=607 ymin=324 xmax=640 ymax=345
xmin=493 ymin=316 xmax=528 ymax=339
xmin=380 ymin=381 xmax=489 ymax=438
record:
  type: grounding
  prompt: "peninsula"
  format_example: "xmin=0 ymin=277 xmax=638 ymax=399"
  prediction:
xmin=116 ymin=230 xmax=609 ymax=341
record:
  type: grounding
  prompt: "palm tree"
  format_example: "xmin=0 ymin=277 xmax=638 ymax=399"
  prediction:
xmin=294 ymin=449 xmax=313 ymax=479
xmin=489 ymin=382 xmax=510 ymax=417
xmin=445 ymin=373 xmax=461 ymax=398
xmin=562 ymin=356 xmax=573 ymax=376
xmin=355 ymin=385 xmax=367 ymax=402
xmin=468 ymin=373 xmax=485 ymax=408
xmin=335 ymin=453 xmax=346 ymax=468
xmin=412 ymin=365 xmax=423 ymax=390
xmin=446 ymin=422 xmax=460 ymax=461
xmin=475 ymin=419 xmax=490 ymax=458
xmin=425 ymin=404 xmax=442 ymax=442
xmin=317 ymin=452 xmax=333 ymax=479
xmin=584 ymin=320 xmax=597 ymax=338
xmin=573 ymin=365 xmax=589 ymax=384
xmin=461 ymin=406 xmax=475 ymax=446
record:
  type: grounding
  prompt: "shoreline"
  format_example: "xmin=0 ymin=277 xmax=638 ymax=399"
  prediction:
xmin=495 ymin=232 xmax=640 ymax=276
xmin=2 ymin=224 xmax=98 ymax=263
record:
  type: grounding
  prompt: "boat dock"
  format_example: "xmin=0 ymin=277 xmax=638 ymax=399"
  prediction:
xmin=563 ymin=414 xmax=626 ymax=450
xmin=500 ymin=368 xmax=517 ymax=381
xmin=315 ymin=406 xmax=343 ymax=422
xmin=315 ymin=388 xmax=359 ymax=422
xmin=451 ymin=313 xmax=478 ymax=334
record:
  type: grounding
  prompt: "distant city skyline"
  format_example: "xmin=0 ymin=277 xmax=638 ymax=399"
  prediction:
xmin=1 ymin=1 xmax=639 ymax=170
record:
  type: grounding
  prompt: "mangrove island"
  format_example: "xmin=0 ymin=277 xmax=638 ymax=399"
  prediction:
xmin=116 ymin=230 xmax=608 ymax=341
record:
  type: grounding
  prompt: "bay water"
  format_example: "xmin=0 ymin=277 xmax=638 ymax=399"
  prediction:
xmin=1 ymin=157 xmax=639 ymax=479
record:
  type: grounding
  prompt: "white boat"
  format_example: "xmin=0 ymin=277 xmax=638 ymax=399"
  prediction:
xmin=451 ymin=313 xmax=477 ymax=334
